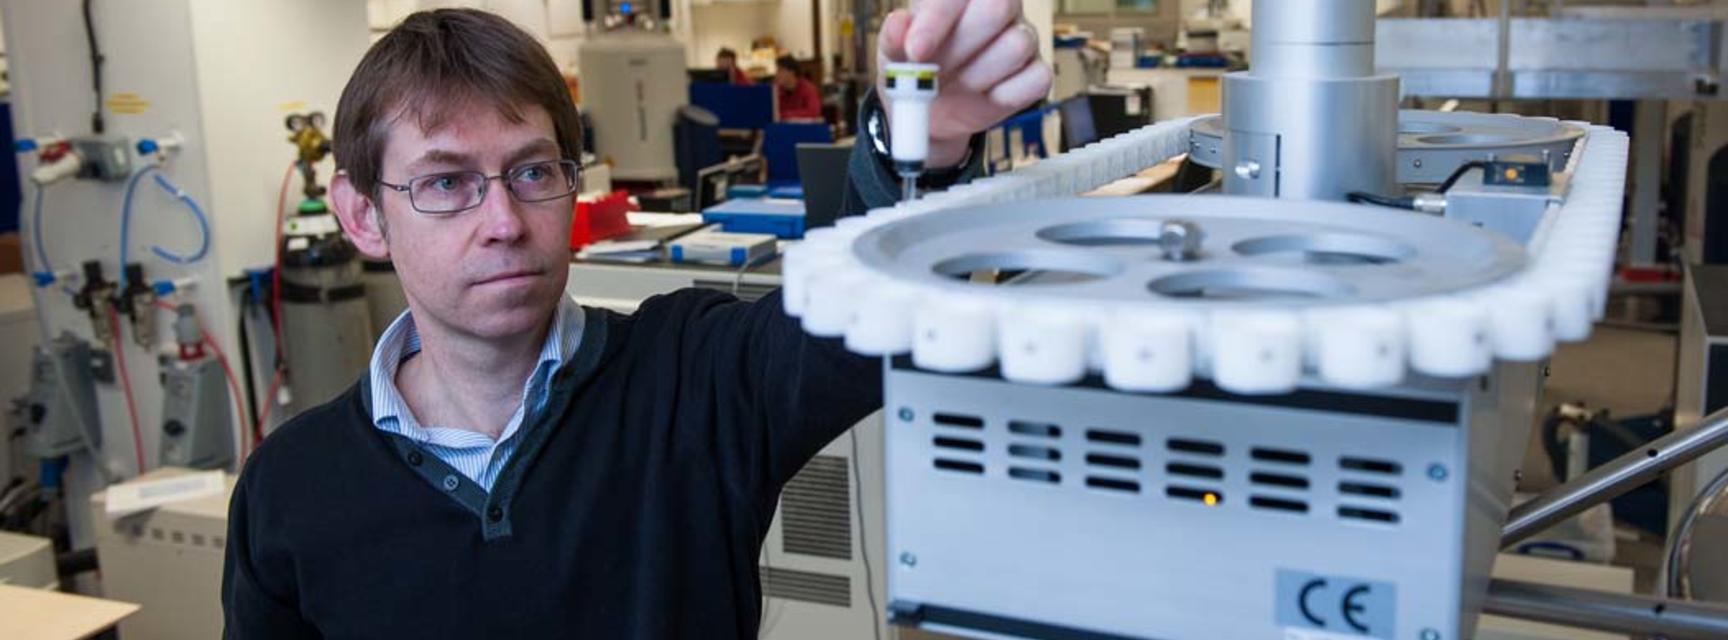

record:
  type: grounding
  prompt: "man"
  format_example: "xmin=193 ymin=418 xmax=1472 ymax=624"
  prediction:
xmin=773 ymin=54 xmax=824 ymax=121
xmin=716 ymin=47 xmax=751 ymax=85
xmin=223 ymin=3 xmax=1048 ymax=638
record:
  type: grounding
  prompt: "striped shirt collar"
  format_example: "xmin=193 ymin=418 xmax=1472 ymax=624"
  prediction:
xmin=367 ymin=295 xmax=584 ymax=444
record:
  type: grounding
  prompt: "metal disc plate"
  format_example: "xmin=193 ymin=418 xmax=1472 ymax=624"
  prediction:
xmin=852 ymin=195 xmax=1526 ymax=310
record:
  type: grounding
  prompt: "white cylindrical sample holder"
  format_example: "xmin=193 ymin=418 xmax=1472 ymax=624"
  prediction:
xmin=1211 ymin=311 xmax=1303 ymax=395
xmin=912 ymin=296 xmax=996 ymax=373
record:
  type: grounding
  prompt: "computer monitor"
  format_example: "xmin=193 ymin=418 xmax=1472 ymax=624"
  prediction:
xmin=687 ymin=68 xmax=730 ymax=84
xmin=1058 ymin=94 xmax=1098 ymax=152
xmin=695 ymin=154 xmax=765 ymax=210
xmin=796 ymin=142 xmax=854 ymax=230
xmin=1087 ymin=85 xmax=1153 ymax=139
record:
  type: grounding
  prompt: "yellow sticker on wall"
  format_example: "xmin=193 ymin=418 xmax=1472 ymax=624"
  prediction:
xmin=277 ymin=100 xmax=308 ymax=112
xmin=107 ymin=92 xmax=150 ymax=114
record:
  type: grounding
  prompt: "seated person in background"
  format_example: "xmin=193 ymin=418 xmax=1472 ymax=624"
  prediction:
xmin=716 ymin=47 xmax=751 ymax=85
xmin=774 ymin=55 xmax=823 ymax=121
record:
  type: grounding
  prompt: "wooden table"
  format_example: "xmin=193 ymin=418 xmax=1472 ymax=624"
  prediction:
xmin=0 ymin=584 xmax=139 ymax=640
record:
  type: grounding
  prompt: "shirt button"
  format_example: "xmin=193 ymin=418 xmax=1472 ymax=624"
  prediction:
xmin=441 ymin=475 xmax=459 ymax=492
xmin=487 ymin=506 xmax=504 ymax=523
xmin=407 ymin=451 xmax=424 ymax=466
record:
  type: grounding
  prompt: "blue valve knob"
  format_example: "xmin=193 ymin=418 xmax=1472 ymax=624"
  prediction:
xmin=137 ymin=139 xmax=161 ymax=155
xmin=14 ymin=139 xmax=38 ymax=153
xmin=31 ymin=271 xmax=56 ymax=288
xmin=152 ymin=279 xmax=178 ymax=296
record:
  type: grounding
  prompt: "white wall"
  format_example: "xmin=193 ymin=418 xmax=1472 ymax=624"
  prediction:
xmin=684 ymin=2 xmax=779 ymax=67
xmin=370 ymin=0 xmax=827 ymax=73
xmin=369 ymin=0 xmax=586 ymax=71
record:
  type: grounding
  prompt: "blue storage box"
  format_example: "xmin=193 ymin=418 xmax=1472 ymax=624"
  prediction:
xmin=701 ymin=198 xmax=807 ymax=239
xmin=726 ymin=184 xmax=769 ymax=199
xmin=767 ymin=185 xmax=804 ymax=199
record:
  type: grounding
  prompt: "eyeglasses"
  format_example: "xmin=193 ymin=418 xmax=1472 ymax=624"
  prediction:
xmin=378 ymin=159 xmax=580 ymax=215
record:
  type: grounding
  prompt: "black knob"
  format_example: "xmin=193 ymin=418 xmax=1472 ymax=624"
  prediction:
xmin=163 ymin=420 xmax=187 ymax=437
xmin=29 ymin=403 xmax=46 ymax=424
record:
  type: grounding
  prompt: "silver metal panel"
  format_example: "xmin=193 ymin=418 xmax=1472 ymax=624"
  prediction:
xmin=1378 ymin=19 xmax=1719 ymax=72
xmin=158 ymin=358 xmax=234 ymax=470
xmin=1672 ymin=265 xmax=1728 ymax=532
xmin=883 ymin=365 xmax=1525 ymax=639
xmin=1377 ymin=19 xmax=1500 ymax=70
xmin=1379 ymin=17 xmax=1727 ymax=99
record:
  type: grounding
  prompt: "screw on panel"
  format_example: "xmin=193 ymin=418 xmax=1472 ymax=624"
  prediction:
xmin=1420 ymin=629 xmax=1441 ymax=640
xmin=1428 ymin=464 xmax=1449 ymax=482
xmin=899 ymin=552 xmax=918 ymax=568
xmin=898 ymin=408 xmax=914 ymax=422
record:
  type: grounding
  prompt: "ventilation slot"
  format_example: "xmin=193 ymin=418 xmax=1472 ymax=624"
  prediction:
xmin=1009 ymin=467 xmax=1061 ymax=484
xmin=933 ymin=412 xmax=985 ymax=430
xmin=934 ymin=436 xmax=984 ymax=452
xmin=1340 ymin=482 xmax=1401 ymax=499
xmin=1167 ymin=438 xmax=1225 ymax=457
xmin=1086 ymin=428 xmax=1141 ymax=447
xmin=1251 ymin=447 xmax=1311 ymax=466
xmin=1085 ymin=476 xmax=1140 ymax=493
xmin=693 ymin=279 xmax=779 ymax=303
xmin=1167 ymin=462 xmax=1223 ymax=480
xmin=1340 ymin=456 xmax=1402 ymax=475
xmin=1250 ymin=495 xmax=1308 ymax=514
xmin=781 ymin=455 xmax=852 ymax=560
xmin=1008 ymin=420 xmax=1062 ymax=439
xmin=1339 ymin=506 xmax=1400 ymax=524
xmin=934 ymin=459 xmax=984 ymax=474
xmin=1167 ymin=485 xmax=1223 ymax=505
xmin=1086 ymin=453 xmax=1141 ymax=470
xmin=1250 ymin=472 xmax=1309 ymax=490
xmin=1009 ymin=444 xmax=1061 ymax=461
xmin=761 ymin=566 xmax=851 ymax=608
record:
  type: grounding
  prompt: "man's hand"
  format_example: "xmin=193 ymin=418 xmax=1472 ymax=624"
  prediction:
xmin=879 ymin=0 xmax=1053 ymax=169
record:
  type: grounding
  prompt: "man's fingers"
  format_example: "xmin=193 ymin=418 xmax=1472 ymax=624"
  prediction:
xmin=987 ymin=60 xmax=1053 ymax=110
xmin=952 ymin=22 xmax=1036 ymax=93
xmin=878 ymin=9 xmax=912 ymax=63
xmin=904 ymin=0 xmax=967 ymax=62
xmin=933 ymin=0 xmax=1021 ymax=71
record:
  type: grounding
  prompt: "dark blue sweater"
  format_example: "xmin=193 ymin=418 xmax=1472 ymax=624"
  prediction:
xmin=223 ymin=290 xmax=881 ymax=638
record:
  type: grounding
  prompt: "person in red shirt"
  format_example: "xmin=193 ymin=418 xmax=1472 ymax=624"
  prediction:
xmin=774 ymin=55 xmax=823 ymax=121
xmin=715 ymin=48 xmax=751 ymax=85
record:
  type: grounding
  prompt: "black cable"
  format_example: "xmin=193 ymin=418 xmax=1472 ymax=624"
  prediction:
xmin=849 ymin=428 xmax=884 ymax=640
xmin=81 ymin=0 xmax=105 ymax=134
xmin=1437 ymin=160 xmax=1488 ymax=194
xmin=1346 ymin=191 xmax=1417 ymax=210
xmin=235 ymin=286 xmax=262 ymax=440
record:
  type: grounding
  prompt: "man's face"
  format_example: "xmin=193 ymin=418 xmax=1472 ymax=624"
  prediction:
xmin=717 ymin=54 xmax=735 ymax=70
xmin=373 ymin=103 xmax=572 ymax=341
xmin=776 ymin=68 xmax=796 ymax=89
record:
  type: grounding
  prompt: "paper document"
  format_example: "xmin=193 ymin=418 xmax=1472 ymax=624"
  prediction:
xmin=103 ymin=470 xmax=226 ymax=517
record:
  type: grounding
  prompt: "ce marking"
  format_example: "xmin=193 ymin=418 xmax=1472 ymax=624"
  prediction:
xmin=1297 ymin=578 xmax=1374 ymax=633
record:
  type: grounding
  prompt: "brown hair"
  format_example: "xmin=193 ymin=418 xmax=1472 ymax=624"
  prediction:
xmin=332 ymin=9 xmax=582 ymax=196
